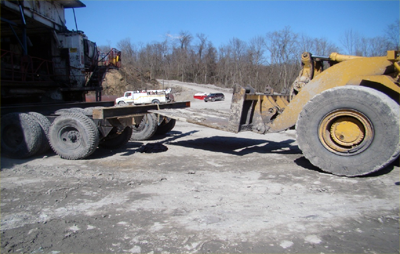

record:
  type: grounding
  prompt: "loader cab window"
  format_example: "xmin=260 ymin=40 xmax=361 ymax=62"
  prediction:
xmin=125 ymin=92 xmax=131 ymax=97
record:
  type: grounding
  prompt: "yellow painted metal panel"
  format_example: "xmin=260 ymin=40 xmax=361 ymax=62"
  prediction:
xmin=361 ymin=75 xmax=400 ymax=93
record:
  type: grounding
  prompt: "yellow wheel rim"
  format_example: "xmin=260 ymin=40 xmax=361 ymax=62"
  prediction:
xmin=318 ymin=110 xmax=374 ymax=154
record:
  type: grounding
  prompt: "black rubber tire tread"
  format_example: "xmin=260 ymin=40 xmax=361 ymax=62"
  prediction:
xmin=55 ymin=107 xmax=97 ymax=116
xmin=28 ymin=112 xmax=51 ymax=154
xmin=155 ymin=118 xmax=176 ymax=136
xmin=80 ymin=107 xmax=102 ymax=116
xmin=130 ymin=113 xmax=158 ymax=141
xmin=1 ymin=112 xmax=43 ymax=158
xmin=48 ymin=113 xmax=99 ymax=160
xmin=55 ymin=108 xmax=87 ymax=115
xmin=296 ymin=86 xmax=400 ymax=176
xmin=99 ymin=127 xmax=132 ymax=149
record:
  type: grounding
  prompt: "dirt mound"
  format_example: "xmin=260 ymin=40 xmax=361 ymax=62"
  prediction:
xmin=91 ymin=68 xmax=161 ymax=97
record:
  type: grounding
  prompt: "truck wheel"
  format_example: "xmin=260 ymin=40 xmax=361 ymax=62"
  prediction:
xmin=296 ymin=86 xmax=400 ymax=176
xmin=48 ymin=113 xmax=99 ymax=160
xmin=118 ymin=101 xmax=126 ymax=105
xmin=99 ymin=127 xmax=132 ymax=149
xmin=152 ymin=99 xmax=160 ymax=104
xmin=130 ymin=113 xmax=158 ymax=141
xmin=155 ymin=118 xmax=176 ymax=135
xmin=28 ymin=112 xmax=51 ymax=154
xmin=1 ymin=113 xmax=43 ymax=158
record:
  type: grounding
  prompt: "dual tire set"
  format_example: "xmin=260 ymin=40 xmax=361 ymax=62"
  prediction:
xmin=2 ymin=112 xmax=107 ymax=160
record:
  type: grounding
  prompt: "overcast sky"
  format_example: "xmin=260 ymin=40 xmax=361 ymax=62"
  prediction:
xmin=65 ymin=1 xmax=399 ymax=52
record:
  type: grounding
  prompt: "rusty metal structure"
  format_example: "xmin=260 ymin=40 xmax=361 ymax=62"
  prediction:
xmin=1 ymin=0 xmax=120 ymax=104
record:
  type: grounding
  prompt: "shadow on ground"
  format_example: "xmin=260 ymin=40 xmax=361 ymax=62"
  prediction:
xmin=168 ymin=136 xmax=301 ymax=156
xmin=294 ymin=156 xmax=398 ymax=178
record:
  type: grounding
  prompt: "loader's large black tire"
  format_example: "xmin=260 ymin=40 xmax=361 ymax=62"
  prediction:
xmin=155 ymin=118 xmax=176 ymax=136
xmin=28 ymin=112 xmax=51 ymax=154
xmin=48 ymin=113 xmax=99 ymax=160
xmin=99 ymin=127 xmax=132 ymax=149
xmin=296 ymin=86 xmax=400 ymax=176
xmin=1 ymin=113 xmax=43 ymax=158
xmin=130 ymin=113 xmax=158 ymax=141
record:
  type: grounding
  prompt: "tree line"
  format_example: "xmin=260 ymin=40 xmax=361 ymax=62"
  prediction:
xmin=102 ymin=20 xmax=399 ymax=93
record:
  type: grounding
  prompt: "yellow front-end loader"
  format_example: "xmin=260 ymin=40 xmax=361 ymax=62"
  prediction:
xmin=287 ymin=51 xmax=399 ymax=176
xmin=154 ymin=51 xmax=400 ymax=177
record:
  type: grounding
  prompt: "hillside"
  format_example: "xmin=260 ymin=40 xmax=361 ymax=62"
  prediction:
xmin=96 ymin=68 xmax=162 ymax=97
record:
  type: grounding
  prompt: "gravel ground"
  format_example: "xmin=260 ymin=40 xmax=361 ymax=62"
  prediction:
xmin=1 ymin=80 xmax=399 ymax=253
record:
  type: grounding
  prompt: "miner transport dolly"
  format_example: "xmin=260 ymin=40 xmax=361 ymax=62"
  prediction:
xmin=1 ymin=101 xmax=190 ymax=160
xmin=151 ymin=51 xmax=400 ymax=177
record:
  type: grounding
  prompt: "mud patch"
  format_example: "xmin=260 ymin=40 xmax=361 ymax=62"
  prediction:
xmin=137 ymin=143 xmax=168 ymax=153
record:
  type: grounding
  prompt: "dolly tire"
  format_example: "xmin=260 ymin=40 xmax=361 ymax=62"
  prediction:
xmin=49 ymin=113 xmax=99 ymax=159
xmin=130 ymin=113 xmax=158 ymax=141
xmin=155 ymin=118 xmax=176 ymax=135
xmin=99 ymin=127 xmax=132 ymax=149
xmin=1 ymin=112 xmax=43 ymax=158
xmin=28 ymin=112 xmax=51 ymax=154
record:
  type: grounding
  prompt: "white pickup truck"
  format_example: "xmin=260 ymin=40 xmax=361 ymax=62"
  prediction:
xmin=115 ymin=89 xmax=172 ymax=105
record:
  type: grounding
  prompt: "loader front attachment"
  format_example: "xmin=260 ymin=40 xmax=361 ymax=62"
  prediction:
xmin=150 ymin=84 xmax=290 ymax=134
xmin=148 ymin=87 xmax=247 ymax=133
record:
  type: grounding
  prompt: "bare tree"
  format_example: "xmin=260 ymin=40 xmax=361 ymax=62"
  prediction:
xmin=385 ymin=19 xmax=400 ymax=50
xmin=178 ymin=31 xmax=193 ymax=50
xmin=298 ymin=34 xmax=315 ymax=54
xmin=204 ymin=42 xmax=217 ymax=84
xmin=357 ymin=36 xmax=390 ymax=57
xmin=116 ymin=38 xmax=137 ymax=65
xmin=266 ymin=26 xmax=300 ymax=92
xmin=229 ymin=37 xmax=247 ymax=85
xmin=313 ymin=38 xmax=339 ymax=56
xmin=216 ymin=44 xmax=233 ymax=87
xmin=196 ymin=33 xmax=207 ymax=59
xmin=340 ymin=29 xmax=361 ymax=55
xmin=248 ymin=36 xmax=266 ymax=90
xmin=194 ymin=33 xmax=208 ymax=83
xmin=176 ymin=31 xmax=193 ymax=81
